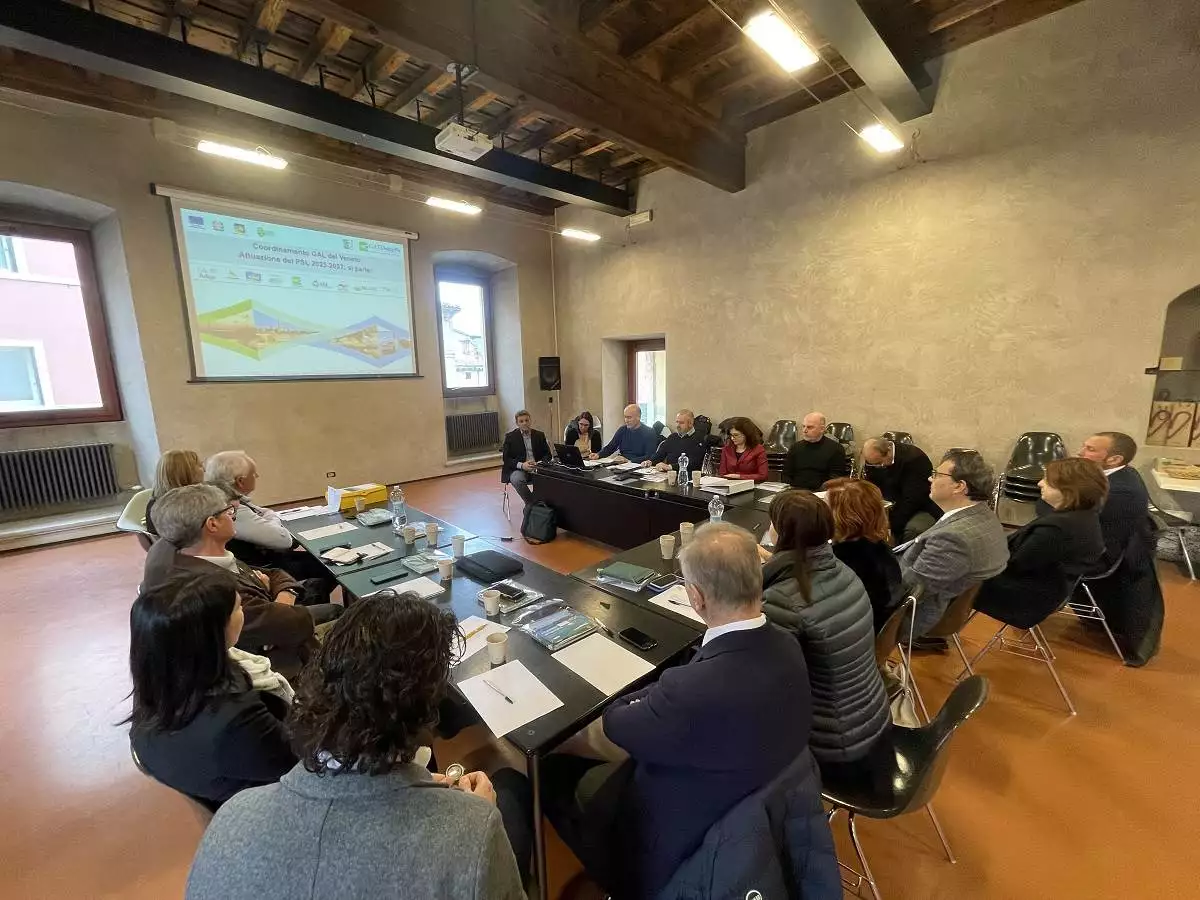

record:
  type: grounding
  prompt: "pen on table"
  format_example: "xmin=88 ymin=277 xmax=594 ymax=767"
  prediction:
xmin=483 ymin=679 xmax=514 ymax=705
xmin=596 ymin=621 xmax=615 ymax=639
xmin=328 ymin=542 xmax=352 ymax=550
xmin=462 ymin=623 xmax=487 ymax=641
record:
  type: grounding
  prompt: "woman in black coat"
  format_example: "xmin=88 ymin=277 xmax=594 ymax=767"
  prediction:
xmin=824 ymin=477 xmax=904 ymax=632
xmin=128 ymin=571 xmax=296 ymax=809
xmin=974 ymin=458 xmax=1107 ymax=630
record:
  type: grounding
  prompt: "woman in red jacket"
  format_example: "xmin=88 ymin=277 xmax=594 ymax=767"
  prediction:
xmin=719 ymin=416 xmax=769 ymax=482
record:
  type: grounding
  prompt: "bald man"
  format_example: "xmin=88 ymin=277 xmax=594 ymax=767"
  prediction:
xmin=598 ymin=404 xmax=659 ymax=464
xmin=649 ymin=408 xmax=707 ymax=472
xmin=782 ymin=412 xmax=846 ymax=490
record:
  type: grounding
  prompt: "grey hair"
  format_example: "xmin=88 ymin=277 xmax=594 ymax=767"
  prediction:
xmin=204 ymin=450 xmax=253 ymax=494
xmin=678 ymin=522 xmax=763 ymax=613
xmin=153 ymin=484 xmax=229 ymax=547
xmin=863 ymin=437 xmax=893 ymax=457
xmin=941 ymin=449 xmax=994 ymax=501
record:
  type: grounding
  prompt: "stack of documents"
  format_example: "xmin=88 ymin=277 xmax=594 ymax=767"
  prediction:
xmin=320 ymin=541 xmax=393 ymax=565
xmin=758 ymin=482 xmax=790 ymax=493
xmin=697 ymin=476 xmax=756 ymax=495
xmin=583 ymin=459 xmax=609 ymax=468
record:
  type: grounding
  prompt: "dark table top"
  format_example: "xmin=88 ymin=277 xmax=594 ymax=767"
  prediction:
xmin=570 ymin=503 xmax=774 ymax=631
xmin=533 ymin=462 xmax=768 ymax=510
xmin=340 ymin=536 xmax=699 ymax=755
xmin=283 ymin=503 xmax=474 ymax=577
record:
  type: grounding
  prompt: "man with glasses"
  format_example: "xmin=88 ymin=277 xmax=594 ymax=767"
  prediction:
xmin=142 ymin=484 xmax=338 ymax=677
xmin=861 ymin=437 xmax=942 ymax=542
xmin=900 ymin=450 xmax=1009 ymax=640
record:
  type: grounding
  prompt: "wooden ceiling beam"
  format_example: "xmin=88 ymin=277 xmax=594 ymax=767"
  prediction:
xmin=579 ymin=0 xmax=636 ymax=33
xmin=291 ymin=17 xmax=353 ymax=80
xmin=928 ymin=0 xmax=1007 ymax=32
xmin=607 ymin=150 xmax=641 ymax=168
xmin=235 ymin=0 xmax=289 ymax=59
xmin=160 ymin=0 xmax=200 ymax=35
xmin=734 ymin=65 xmax=863 ymax=132
xmin=341 ymin=45 xmax=409 ymax=99
xmin=506 ymin=123 xmax=574 ymax=157
xmin=296 ymin=0 xmax=745 ymax=192
xmin=623 ymin=3 xmax=713 ymax=62
xmin=482 ymin=100 xmax=538 ymax=138
xmin=422 ymin=85 xmax=495 ymax=128
xmin=383 ymin=66 xmax=441 ymax=112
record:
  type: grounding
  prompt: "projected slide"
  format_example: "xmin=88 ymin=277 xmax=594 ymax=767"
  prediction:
xmin=175 ymin=205 xmax=416 ymax=379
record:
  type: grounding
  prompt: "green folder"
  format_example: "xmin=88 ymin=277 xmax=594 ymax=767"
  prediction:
xmin=596 ymin=561 xmax=657 ymax=584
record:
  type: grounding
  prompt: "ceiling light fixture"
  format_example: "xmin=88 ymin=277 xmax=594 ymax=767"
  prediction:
xmin=560 ymin=228 xmax=602 ymax=243
xmin=858 ymin=123 xmax=905 ymax=153
xmin=197 ymin=140 xmax=287 ymax=169
xmin=743 ymin=11 xmax=818 ymax=73
xmin=425 ymin=196 xmax=483 ymax=215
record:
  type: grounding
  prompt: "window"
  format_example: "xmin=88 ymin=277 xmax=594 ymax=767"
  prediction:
xmin=0 ymin=221 xmax=121 ymax=426
xmin=628 ymin=338 xmax=666 ymax=427
xmin=435 ymin=268 xmax=495 ymax=397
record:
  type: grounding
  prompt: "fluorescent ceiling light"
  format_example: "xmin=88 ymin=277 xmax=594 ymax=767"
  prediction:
xmin=743 ymin=12 xmax=818 ymax=73
xmin=197 ymin=140 xmax=287 ymax=169
xmin=425 ymin=196 xmax=483 ymax=215
xmin=560 ymin=228 xmax=601 ymax=243
xmin=859 ymin=123 xmax=905 ymax=153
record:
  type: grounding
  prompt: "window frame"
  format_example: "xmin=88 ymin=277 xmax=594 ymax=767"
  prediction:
xmin=433 ymin=265 xmax=497 ymax=399
xmin=627 ymin=338 xmax=666 ymax=422
xmin=0 ymin=219 xmax=122 ymax=428
xmin=0 ymin=340 xmax=54 ymax=411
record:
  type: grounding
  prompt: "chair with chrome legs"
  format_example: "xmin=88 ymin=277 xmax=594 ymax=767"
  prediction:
xmin=822 ymin=675 xmax=990 ymax=900
xmin=1151 ymin=505 xmax=1196 ymax=581
xmin=501 ymin=483 xmax=512 ymax=521
xmin=1055 ymin=554 xmax=1124 ymax=659
xmin=964 ymin=597 xmax=1078 ymax=715
xmin=875 ymin=595 xmax=921 ymax=721
xmin=905 ymin=583 xmax=982 ymax=722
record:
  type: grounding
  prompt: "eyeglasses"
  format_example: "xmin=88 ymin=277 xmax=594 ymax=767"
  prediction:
xmin=929 ymin=472 xmax=957 ymax=481
xmin=210 ymin=503 xmax=238 ymax=520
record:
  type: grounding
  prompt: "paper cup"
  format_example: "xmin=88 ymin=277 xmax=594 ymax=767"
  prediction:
xmin=660 ymin=534 xmax=677 ymax=559
xmin=452 ymin=534 xmax=466 ymax=558
xmin=437 ymin=559 xmax=453 ymax=580
xmin=666 ymin=470 xmax=678 ymax=485
xmin=402 ymin=525 xmax=417 ymax=544
xmin=486 ymin=632 xmax=508 ymax=665
xmin=482 ymin=589 xmax=502 ymax=616
xmin=680 ymin=522 xmax=695 ymax=545
xmin=426 ymin=523 xmax=440 ymax=545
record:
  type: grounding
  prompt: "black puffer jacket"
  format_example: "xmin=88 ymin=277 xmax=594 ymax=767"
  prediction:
xmin=762 ymin=544 xmax=891 ymax=764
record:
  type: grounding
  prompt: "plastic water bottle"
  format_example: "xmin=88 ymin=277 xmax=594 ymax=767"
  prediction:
xmin=677 ymin=453 xmax=689 ymax=490
xmin=708 ymin=494 xmax=725 ymax=522
xmin=701 ymin=450 xmax=713 ymax=477
xmin=389 ymin=485 xmax=407 ymax=531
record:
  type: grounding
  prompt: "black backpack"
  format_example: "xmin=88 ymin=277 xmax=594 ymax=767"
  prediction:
xmin=521 ymin=501 xmax=557 ymax=544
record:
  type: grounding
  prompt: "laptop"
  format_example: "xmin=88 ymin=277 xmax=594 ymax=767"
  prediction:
xmin=554 ymin=443 xmax=585 ymax=467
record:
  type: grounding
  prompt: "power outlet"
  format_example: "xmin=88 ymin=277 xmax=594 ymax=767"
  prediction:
xmin=325 ymin=471 xmax=336 ymax=479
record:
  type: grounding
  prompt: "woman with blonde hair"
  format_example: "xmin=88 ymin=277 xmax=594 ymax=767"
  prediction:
xmin=824 ymin=477 xmax=903 ymax=632
xmin=147 ymin=449 xmax=205 ymax=536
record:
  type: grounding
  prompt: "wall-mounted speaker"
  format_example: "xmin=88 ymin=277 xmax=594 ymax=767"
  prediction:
xmin=538 ymin=356 xmax=562 ymax=391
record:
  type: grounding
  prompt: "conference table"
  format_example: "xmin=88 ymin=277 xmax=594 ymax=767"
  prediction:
xmin=281 ymin=503 xmax=699 ymax=899
xmin=530 ymin=463 xmax=769 ymax=549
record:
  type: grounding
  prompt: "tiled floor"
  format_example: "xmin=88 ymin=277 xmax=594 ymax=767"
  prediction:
xmin=2 ymin=467 xmax=1198 ymax=899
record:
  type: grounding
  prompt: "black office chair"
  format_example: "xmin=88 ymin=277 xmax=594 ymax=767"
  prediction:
xmin=822 ymin=676 xmax=990 ymax=900
xmin=693 ymin=414 xmax=713 ymax=440
xmin=650 ymin=420 xmax=668 ymax=445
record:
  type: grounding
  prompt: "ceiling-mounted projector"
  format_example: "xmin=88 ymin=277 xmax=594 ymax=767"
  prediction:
xmin=435 ymin=122 xmax=493 ymax=160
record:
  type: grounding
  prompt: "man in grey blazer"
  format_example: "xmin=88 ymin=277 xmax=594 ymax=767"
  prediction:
xmin=901 ymin=449 xmax=1009 ymax=639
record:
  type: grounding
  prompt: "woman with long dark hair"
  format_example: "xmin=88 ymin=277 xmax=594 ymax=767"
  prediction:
xmin=824 ymin=477 xmax=904 ymax=631
xmin=761 ymin=490 xmax=891 ymax=767
xmin=128 ymin=572 xmax=295 ymax=808
xmin=567 ymin=410 xmax=603 ymax=457
xmin=718 ymin=416 xmax=769 ymax=481
xmin=185 ymin=591 xmax=531 ymax=899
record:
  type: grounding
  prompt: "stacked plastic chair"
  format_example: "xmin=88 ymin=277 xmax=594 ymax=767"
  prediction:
xmin=995 ymin=432 xmax=1066 ymax=508
xmin=882 ymin=430 xmax=914 ymax=445
xmin=764 ymin=419 xmax=798 ymax=473
xmin=825 ymin=422 xmax=856 ymax=476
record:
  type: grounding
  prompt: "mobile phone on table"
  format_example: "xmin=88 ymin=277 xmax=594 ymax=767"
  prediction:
xmin=618 ymin=627 xmax=658 ymax=651
xmin=646 ymin=573 xmax=681 ymax=593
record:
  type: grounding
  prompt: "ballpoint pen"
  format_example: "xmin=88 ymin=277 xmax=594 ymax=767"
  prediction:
xmin=462 ymin=623 xmax=487 ymax=640
xmin=482 ymin=679 xmax=514 ymax=704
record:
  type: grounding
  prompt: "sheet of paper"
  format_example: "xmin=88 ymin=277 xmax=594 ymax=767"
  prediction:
xmin=324 ymin=485 xmax=344 ymax=513
xmin=459 ymin=661 xmax=564 ymax=737
xmin=277 ymin=505 xmax=325 ymax=521
xmin=650 ymin=584 xmax=705 ymax=623
xmin=355 ymin=541 xmax=394 ymax=560
xmin=321 ymin=547 xmax=360 ymax=564
xmin=552 ymin=633 xmax=655 ymax=694
xmin=583 ymin=459 xmax=608 ymax=468
xmin=758 ymin=482 xmax=789 ymax=493
xmin=613 ymin=462 xmax=640 ymax=471
xmin=640 ymin=473 xmax=668 ymax=483
xmin=455 ymin=616 xmax=511 ymax=666
xmin=297 ymin=521 xmax=358 ymax=541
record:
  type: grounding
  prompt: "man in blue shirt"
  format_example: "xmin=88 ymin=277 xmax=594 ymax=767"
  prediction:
xmin=598 ymin=404 xmax=659 ymax=463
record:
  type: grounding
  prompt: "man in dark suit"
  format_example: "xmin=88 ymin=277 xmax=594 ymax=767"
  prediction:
xmin=862 ymin=437 xmax=943 ymax=541
xmin=542 ymin=523 xmax=814 ymax=898
xmin=900 ymin=450 xmax=1009 ymax=638
xmin=501 ymin=409 xmax=551 ymax=505
xmin=1073 ymin=431 xmax=1163 ymax=666
xmin=648 ymin=408 xmax=707 ymax=472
